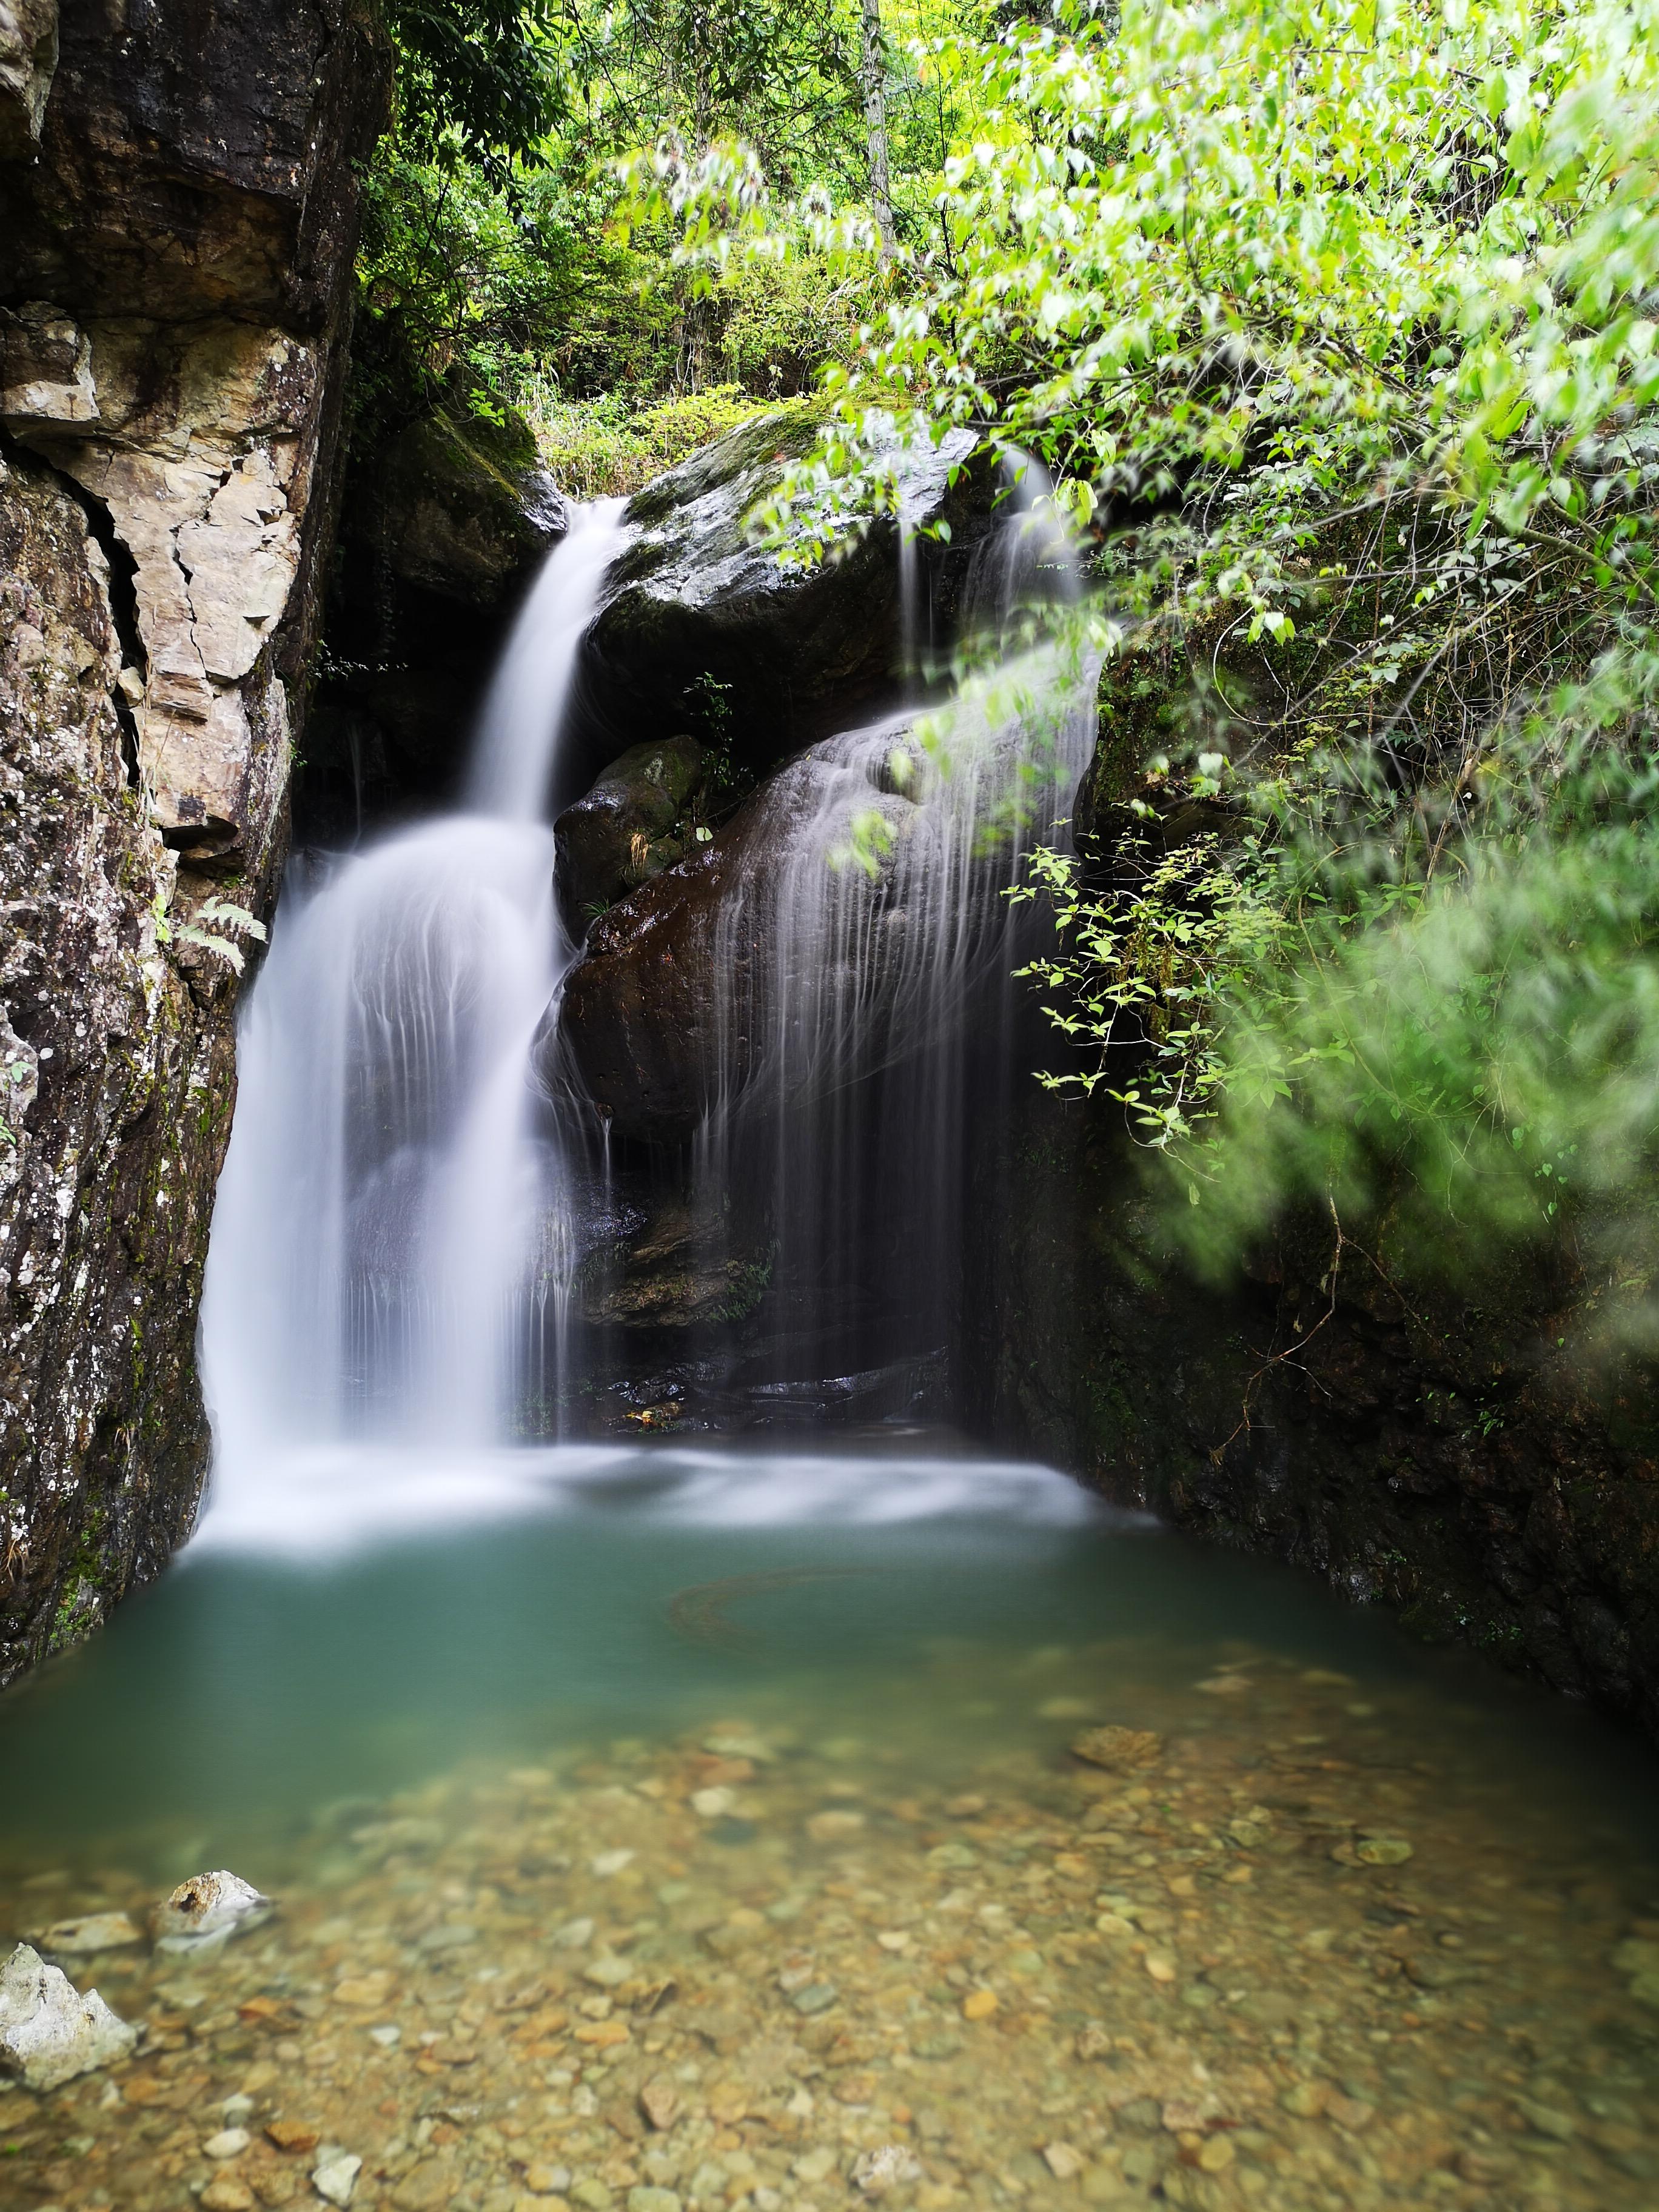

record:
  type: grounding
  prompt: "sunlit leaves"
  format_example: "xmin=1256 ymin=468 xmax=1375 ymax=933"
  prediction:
xmin=628 ymin=0 xmax=1659 ymax=646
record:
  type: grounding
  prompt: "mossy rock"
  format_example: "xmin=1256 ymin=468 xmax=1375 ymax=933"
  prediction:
xmin=622 ymin=409 xmax=825 ymax=528
xmin=365 ymin=405 xmax=566 ymax=608
xmin=584 ymin=414 xmax=987 ymax=773
xmin=555 ymin=736 xmax=709 ymax=924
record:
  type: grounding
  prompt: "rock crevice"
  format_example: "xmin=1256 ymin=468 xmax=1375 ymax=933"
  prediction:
xmin=0 ymin=0 xmax=386 ymax=1680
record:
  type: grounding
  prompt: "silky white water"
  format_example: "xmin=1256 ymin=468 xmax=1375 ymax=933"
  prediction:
xmin=692 ymin=459 xmax=1096 ymax=1373
xmin=201 ymin=458 xmax=1087 ymax=1510
xmin=464 ymin=509 xmax=629 ymax=819
xmin=200 ymin=501 xmax=630 ymax=1512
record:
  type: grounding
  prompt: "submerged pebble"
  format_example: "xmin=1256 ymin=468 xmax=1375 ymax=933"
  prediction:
xmin=29 ymin=1912 xmax=144 ymax=1957
xmin=1 ymin=1637 xmax=1657 ymax=2212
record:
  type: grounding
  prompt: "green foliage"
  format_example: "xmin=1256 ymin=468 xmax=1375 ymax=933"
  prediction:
xmin=645 ymin=0 xmax=1659 ymax=617
xmin=360 ymin=0 xmax=982 ymax=444
xmin=363 ymin=0 xmax=1659 ymax=1312
xmin=45 ymin=1503 xmax=108 ymax=1657
xmin=1020 ymin=645 xmax=1659 ymax=1317
xmin=524 ymin=383 xmax=816 ymax=495
xmin=716 ymin=252 xmax=864 ymax=395
xmin=1183 ymin=805 xmax=1659 ymax=1282
xmin=1011 ymin=824 xmax=1284 ymax=1144
xmin=354 ymin=151 xmax=677 ymax=427
xmin=582 ymin=0 xmax=993 ymax=236
xmin=1169 ymin=663 xmax=1659 ymax=1267
xmin=153 ymin=893 xmax=268 ymax=976
xmin=632 ymin=0 xmax=1659 ymax=721
xmin=560 ymin=0 xmax=862 ymax=192
xmin=625 ymin=0 xmax=1659 ymax=1290
xmin=384 ymin=0 xmax=563 ymax=177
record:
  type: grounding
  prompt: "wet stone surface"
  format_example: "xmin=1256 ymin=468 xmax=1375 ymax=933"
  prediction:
xmin=2 ymin=1641 xmax=1658 ymax=2212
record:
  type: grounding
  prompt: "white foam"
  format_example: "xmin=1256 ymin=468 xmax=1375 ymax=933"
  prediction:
xmin=187 ymin=1443 xmax=1116 ymax=1558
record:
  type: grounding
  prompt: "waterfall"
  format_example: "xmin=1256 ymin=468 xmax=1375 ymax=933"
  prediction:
xmin=201 ymin=444 xmax=1090 ymax=1498
xmin=199 ymin=502 xmax=630 ymax=1500
xmin=464 ymin=516 xmax=626 ymax=819
xmin=692 ymin=459 xmax=1095 ymax=1393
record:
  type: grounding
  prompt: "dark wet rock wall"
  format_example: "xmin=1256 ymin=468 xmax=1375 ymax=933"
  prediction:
xmin=967 ymin=1074 xmax=1659 ymax=1745
xmin=577 ymin=418 xmax=988 ymax=780
xmin=0 ymin=0 xmax=386 ymax=1680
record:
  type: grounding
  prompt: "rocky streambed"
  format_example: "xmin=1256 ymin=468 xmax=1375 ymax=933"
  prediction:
xmin=2 ymin=1483 xmax=1657 ymax=2212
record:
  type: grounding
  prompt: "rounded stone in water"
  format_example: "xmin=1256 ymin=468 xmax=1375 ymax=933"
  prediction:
xmin=1070 ymin=1723 xmax=1162 ymax=1769
xmin=1353 ymin=1834 xmax=1414 ymax=1865
xmin=27 ymin=1910 xmax=143 ymax=1957
xmin=154 ymin=1868 xmax=272 ymax=1953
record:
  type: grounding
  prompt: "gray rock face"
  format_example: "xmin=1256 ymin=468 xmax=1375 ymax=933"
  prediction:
xmin=582 ymin=415 xmax=984 ymax=766
xmin=552 ymin=420 xmax=1008 ymax=1147
xmin=0 ymin=1942 xmax=136 ymax=2092
xmin=0 ymin=0 xmax=385 ymax=325
xmin=555 ymin=735 xmax=708 ymax=925
xmin=0 ymin=0 xmax=386 ymax=1683
xmin=310 ymin=406 xmax=982 ymax=841
xmin=0 ymin=0 xmax=387 ymax=851
xmin=0 ymin=452 xmax=248 ymax=1673
xmin=0 ymin=0 xmax=391 ymax=857
xmin=1 ymin=307 xmax=327 ymax=852
xmin=0 ymin=0 xmax=56 ymax=157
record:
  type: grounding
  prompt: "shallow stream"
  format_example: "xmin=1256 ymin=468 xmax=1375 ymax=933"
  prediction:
xmin=2 ymin=1446 xmax=1657 ymax=2212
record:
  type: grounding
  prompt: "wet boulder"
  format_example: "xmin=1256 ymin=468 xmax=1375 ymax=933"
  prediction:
xmin=574 ymin=1198 xmax=771 ymax=1332
xmin=307 ymin=399 xmax=565 ymax=833
xmin=555 ymin=734 xmax=708 ymax=926
xmin=581 ymin=414 xmax=985 ymax=768
xmin=553 ymin=728 xmax=924 ymax=1147
xmin=362 ymin=403 xmax=565 ymax=610
xmin=555 ymin=640 xmax=1093 ymax=1151
xmin=553 ymin=831 xmax=743 ymax=1147
xmin=0 ymin=1943 xmax=137 ymax=2091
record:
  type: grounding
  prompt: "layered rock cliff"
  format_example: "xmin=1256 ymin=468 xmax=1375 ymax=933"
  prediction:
xmin=0 ymin=0 xmax=386 ymax=1679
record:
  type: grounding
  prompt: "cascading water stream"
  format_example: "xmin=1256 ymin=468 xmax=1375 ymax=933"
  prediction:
xmin=201 ymin=446 xmax=1086 ymax=1510
xmin=18 ymin=421 xmax=1658 ymax=2212
xmin=199 ymin=501 xmax=629 ymax=1517
xmin=691 ymin=459 xmax=1096 ymax=1392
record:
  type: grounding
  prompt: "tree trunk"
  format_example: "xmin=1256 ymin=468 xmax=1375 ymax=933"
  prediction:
xmin=860 ymin=0 xmax=894 ymax=257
